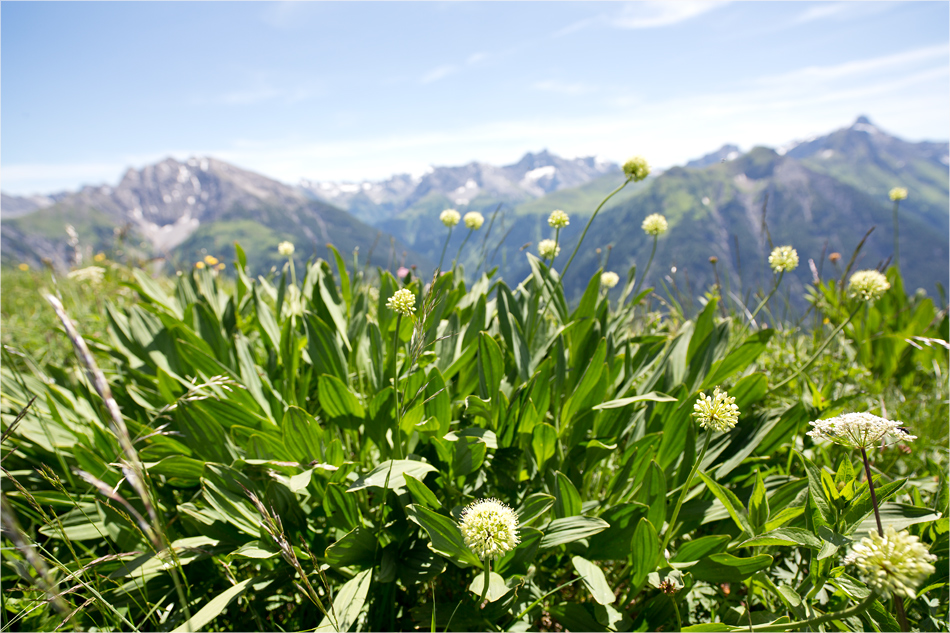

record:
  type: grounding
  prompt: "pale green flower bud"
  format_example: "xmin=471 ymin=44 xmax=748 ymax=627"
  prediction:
xmin=642 ymin=213 xmax=668 ymax=236
xmin=386 ymin=288 xmax=416 ymax=317
xmin=278 ymin=241 xmax=295 ymax=257
xmin=548 ymin=209 xmax=570 ymax=229
xmin=463 ymin=211 xmax=484 ymax=230
xmin=538 ymin=239 xmax=560 ymax=259
xmin=845 ymin=526 xmax=936 ymax=598
xmin=623 ymin=156 xmax=650 ymax=182
xmin=848 ymin=269 xmax=890 ymax=301
xmin=459 ymin=498 xmax=520 ymax=561
xmin=601 ymin=271 xmax=620 ymax=288
xmin=692 ymin=387 xmax=739 ymax=432
xmin=440 ymin=209 xmax=461 ymax=227
xmin=889 ymin=187 xmax=908 ymax=202
xmin=768 ymin=245 xmax=798 ymax=273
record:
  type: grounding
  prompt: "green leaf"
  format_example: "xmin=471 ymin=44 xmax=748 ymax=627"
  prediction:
xmin=145 ymin=455 xmax=205 ymax=484
xmin=324 ymin=526 xmax=376 ymax=568
xmin=404 ymin=473 xmax=441 ymax=509
xmin=636 ymin=461 xmax=667 ymax=533
xmin=477 ymin=332 xmax=504 ymax=400
xmin=748 ymin=470 xmax=769 ymax=532
xmin=531 ymin=423 xmax=557 ymax=471
xmin=539 ymin=516 xmax=610 ymax=549
xmin=670 ymin=534 xmax=731 ymax=563
xmin=553 ymin=471 xmax=583 ymax=518
xmin=698 ymin=471 xmax=753 ymax=536
xmin=631 ymin=518 xmax=659 ymax=589
xmin=841 ymin=477 xmax=907 ymax=535
xmin=853 ymin=502 xmax=942 ymax=538
xmin=737 ymin=527 xmax=823 ymax=550
xmin=315 ymin=569 xmax=373 ymax=632
xmin=317 ymin=374 xmax=364 ymax=419
xmin=281 ymin=406 xmax=324 ymax=463
xmin=797 ymin=451 xmax=833 ymax=526
xmin=172 ymin=576 xmax=270 ymax=632
xmin=572 ymin=555 xmax=616 ymax=605
xmin=324 ymin=483 xmax=360 ymax=531
xmin=702 ymin=329 xmax=774 ymax=389
xmin=517 ymin=493 xmax=555 ymax=527
xmin=468 ymin=571 xmax=509 ymax=602
xmin=348 ymin=460 xmax=438 ymax=493
xmin=593 ymin=391 xmax=678 ymax=410
xmin=688 ymin=553 xmax=773 ymax=583
xmin=405 ymin=504 xmax=480 ymax=568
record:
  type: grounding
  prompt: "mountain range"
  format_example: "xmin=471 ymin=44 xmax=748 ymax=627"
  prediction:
xmin=3 ymin=116 xmax=947 ymax=308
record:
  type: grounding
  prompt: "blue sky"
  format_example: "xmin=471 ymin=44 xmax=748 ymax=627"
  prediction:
xmin=2 ymin=1 xmax=948 ymax=195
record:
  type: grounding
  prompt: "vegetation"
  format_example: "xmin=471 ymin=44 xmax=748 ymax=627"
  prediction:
xmin=1 ymin=172 xmax=947 ymax=632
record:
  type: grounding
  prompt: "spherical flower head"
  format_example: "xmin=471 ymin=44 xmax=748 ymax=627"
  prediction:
xmin=94 ymin=252 xmax=106 ymax=263
xmin=440 ymin=209 xmax=461 ymax=228
xmin=463 ymin=211 xmax=485 ymax=230
xmin=623 ymin=156 xmax=650 ymax=182
xmin=807 ymin=412 xmax=916 ymax=450
xmin=849 ymin=269 xmax=890 ymax=301
xmin=459 ymin=498 xmax=520 ymax=561
xmin=692 ymin=387 xmax=739 ymax=432
xmin=548 ymin=209 xmax=570 ymax=229
xmin=18 ymin=263 xmax=29 ymax=272
xmin=844 ymin=526 xmax=936 ymax=599
xmin=278 ymin=241 xmax=295 ymax=257
xmin=538 ymin=239 xmax=560 ymax=259
xmin=204 ymin=255 xmax=219 ymax=267
xmin=769 ymin=245 xmax=799 ymax=273
xmin=889 ymin=187 xmax=908 ymax=202
xmin=195 ymin=261 xmax=206 ymax=269
xmin=642 ymin=213 xmax=668 ymax=236
xmin=601 ymin=271 xmax=620 ymax=288
xmin=386 ymin=288 xmax=416 ymax=317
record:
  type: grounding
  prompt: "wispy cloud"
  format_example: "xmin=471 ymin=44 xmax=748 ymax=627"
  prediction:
xmin=420 ymin=64 xmax=460 ymax=84
xmin=532 ymin=80 xmax=596 ymax=96
xmin=612 ymin=1 xmax=729 ymax=29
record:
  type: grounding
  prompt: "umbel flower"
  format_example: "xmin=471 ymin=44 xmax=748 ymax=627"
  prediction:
xmin=278 ymin=241 xmax=295 ymax=257
xmin=67 ymin=266 xmax=106 ymax=285
xmin=548 ymin=209 xmax=570 ymax=229
xmin=459 ymin=499 xmax=520 ymax=561
xmin=845 ymin=525 xmax=936 ymax=598
xmin=849 ymin=269 xmax=890 ymax=301
xmin=807 ymin=412 xmax=916 ymax=450
xmin=642 ymin=213 xmax=668 ymax=236
xmin=623 ymin=156 xmax=651 ymax=182
xmin=889 ymin=187 xmax=908 ymax=202
xmin=386 ymin=288 xmax=416 ymax=317
xmin=440 ymin=209 xmax=461 ymax=227
xmin=538 ymin=239 xmax=560 ymax=259
xmin=204 ymin=255 xmax=219 ymax=266
xmin=768 ymin=245 xmax=799 ymax=273
xmin=692 ymin=387 xmax=739 ymax=432
xmin=601 ymin=271 xmax=620 ymax=288
xmin=463 ymin=211 xmax=485 ymax=230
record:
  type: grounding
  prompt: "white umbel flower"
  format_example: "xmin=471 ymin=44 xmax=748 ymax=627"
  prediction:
xmin=463 ymin=211 xmax=485 ymax=230
xmin=386 ymin=288 xmax=416 ymax=317
xmin=692 ymin=387 xmax=739 ymax=432
xmin=67 ymin=266 xmax=105 ymax=285
xmin=642 ymin=213 xmax=668 ymax=236
xmin=459 ymin=498 xmax=520 ymax=561
xmin=440 ymin=209 xmax=461 ymax=227
xmin=807 ymin=412 xmax=916 ymax=450
xmin=769 ymin=245 xmax=799 ymax=273
xmin=845 ymin=526 xmax=936 ymax=598
xmin=601 ymin=271 xmax=620 ymax=288
xmin=548 ymin=209 xmax=570 ymax=229
xmin=889 ymin=187 xmax=908 ymax=202
xmin=849 ymin=270 xmax=890 ymax=301
xmin=538 ymin=239 xmax=560 ymax=259
xmin=278 ymin=241 xmax=295 ymax=257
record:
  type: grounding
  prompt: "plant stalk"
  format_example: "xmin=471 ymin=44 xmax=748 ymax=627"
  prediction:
xmin=438 ymin=227 xmax=453 ymax=272
xmin=393 ymin=314 xmax=404 ymax=459
xmin=661 ymin=429 xmax=712 ymax=552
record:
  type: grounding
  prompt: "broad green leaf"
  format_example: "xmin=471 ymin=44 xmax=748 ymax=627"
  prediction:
xmin=348 ymin=460 xmax=438 ymax=493
xmin=531 ymin=423 xmax=557 ymax=471
xmin=517 ymin=493 xmax=555 ymax=527
xmin=797 ymin=450 xmax=833 ymax=526
xmin=404 ymin=473 xmax=442 ymax=509
xmin=539 ymin=516 xmax=610 ymax=549
xmin=405 ymin=504 xmax=481 ymax=568
xmin=477 ymin=332 xmax=504 ymax=400
xmin=324 ymin=483 xmax=360 ymax=531
xmin=737 ymin=527 xmax=822 ymax=550
xmin=572 ymin=555 xmax=615 ymax=605
xmin=317 ymin=374 xmax=365 ymax=418
xmin=636 ymin=461 xmax=667 ymax=532
xmin=748 ymin=470 xmax=769 ymax=532
xmin=553 ymin=471 xmax=582 ymax=518
xmin=670 ymin=534 xmax=731 ymax=563
xmin=172 ymin=576 xmax=270 ymax=633
xmin=854 ymin=502 xmax=942 ymax=538
xmin=324 ymin=526 xmax=376 ymax=568
xmin=468 ymin=571 xmax=509 ymax=602
xmin=698 ymin=471 xmax=753 ymax=536
xmin=593 ymin=391 xmax=678 ymax=410
xmin=315 ymin=569 xmax=372 ymax=632
xmin=631 ymin=518 xmax=659 ymax=589
xmin=841 ymin=477 xmax=907 ymax=535
xmin=688 ymin=553 xmax=774 ymax=583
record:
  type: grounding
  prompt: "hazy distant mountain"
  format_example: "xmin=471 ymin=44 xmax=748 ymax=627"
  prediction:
xmin=1 ymin=157 xmax=424 ymax=273
xmin=299 ymin=150 xmax=618 ymax=224
xmin=686 ymin=144 xmax=741 ymax=169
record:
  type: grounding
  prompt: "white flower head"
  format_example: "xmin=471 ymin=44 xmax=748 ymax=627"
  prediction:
xmin=548 ymin=209 xmax=570 ymax=229
xmin=769 ymin=245 xmax=799 ymax=273
xmin=845 ymin=526 xmax=936 ymax=598
xmin=440 ymin=209 xmax=461 ymax=227
xmin=459 ymin=498 xmax=520 ymax=561
xmin=849 ymin=270 xmax=890 ymax=301
xmin=807 ymin=412 xmax=916 ymax=450
xmin=278 ymin=241 xmax=295 ymax=257
xmin=623 ymin=156 xmax=650 ymax=182
xmin=692 ymin=387 xmax=739 ymax=432
xmin=889 ymin=187 xmax=908 ymax=202
xmin=67 ymin=266 xmax=105 ymax=285
xmin=538 ymin=239 xmax=560 ymax=259
xmin=463 ymin=211 xmax=485 ymax=230
xmin=386 ymin=288 xmax=416 ymax=317
xmin=601 ymin=271 xmax=620 ymax=288
xmin=642 ymin=213 xmax=668 ymax=236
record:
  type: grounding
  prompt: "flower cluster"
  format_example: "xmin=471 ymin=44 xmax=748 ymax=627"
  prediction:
xmin=623 ymin=156 xmax=650 ymax=182
xmin=440 ymin=209 xmax=461 ymax=227
xmin=642 ymin=213 xmax=669 ymax=236
xmin=538 ymin=239 xmax=560 ymax=259
xmin=692 ymin=387 xmax=739 ymax=432
xmin=845 ymin=525 xmax=936 ymax=598
xmin=458 ymin=498 xmax=520 ymax=561
xmin=601 ymin=271 xmax=620 ymax=288
xmin=768 ymin=245 xmax=799 ymax=273
xmin=67 ymin=266 xmax=106 ymax=285
xmin=889 ymin=187 xmax=908 ymax=202
xmin=848 ymin=269 xmax=890 ymax=301
xmin=464 ymin=211 xmax=484 ymax=230
xmin=807 ymin=412 xmax=916 ymax=450
xmin=278 ymin=241 xmax=295 ymax=257
xmin=386 ymin=288 xmax=416 ymax=317
xmin=204 ymin=255 xmax=218 ymax=267
xmin=548 ymin=209 xmax=570 ymax=229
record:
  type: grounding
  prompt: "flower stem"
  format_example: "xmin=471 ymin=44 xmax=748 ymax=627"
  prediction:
xmin=392 ymin=314 xmax=403 ymax=459
xmin=480 ymin=560 xmax=491 ymax=608
xmin=661 ymin=430 xmax=712 ymax=552
xmin=438 ymin=227 xmax=453 ymax=273
xmin=559 ymin=178 xmax=632 ymax=282
xmin=452 ymin=228 xmax=474 ymax=271
xmin=892 ymin=200 xmax=900 ymax=269
xmin=632 ymin=235 xmax=658 ymax=298
xmin=746 ymin=593 xmax=877 ymax=631
xmin=769 ymin=304 xmax=861 ymax=394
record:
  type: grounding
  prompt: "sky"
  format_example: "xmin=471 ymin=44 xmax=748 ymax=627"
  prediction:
xmin=2 ymin=1 xmax=948 ymax=196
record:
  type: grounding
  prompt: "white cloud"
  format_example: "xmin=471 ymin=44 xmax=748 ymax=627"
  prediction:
xmin=1 ymin=162 xmax=126 ymax=195
xmin=421 ymin=64 xmax=459 ymax=84
xmin=532 ymin=80 xmax=596 ymax=95
xmin=756 ymin=44 xmax=948 ymax=86
xmin=791 ymin=2 xmax=850 ymax=24
xmin=612 ymin=1 xmax=729 ymax=29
